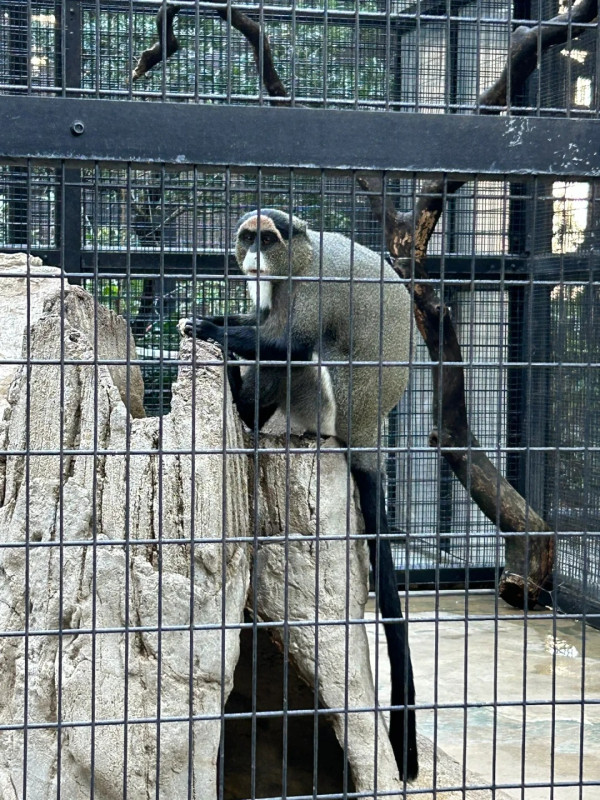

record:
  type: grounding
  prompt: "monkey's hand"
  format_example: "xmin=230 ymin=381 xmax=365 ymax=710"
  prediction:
xmin=181 ymin=317 xmax=223 ymax=344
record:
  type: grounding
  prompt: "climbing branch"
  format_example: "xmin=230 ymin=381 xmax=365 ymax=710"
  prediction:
xmin=132 ymin=1 xmax=287 ymax=98
xmin=132 ymin=3 xmax=182 ymax=81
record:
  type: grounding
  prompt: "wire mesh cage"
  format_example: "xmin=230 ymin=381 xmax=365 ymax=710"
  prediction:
xmin=0 ymin=1 xmax=599 ymax=799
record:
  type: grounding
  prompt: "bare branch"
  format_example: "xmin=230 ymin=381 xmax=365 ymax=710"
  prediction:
xmin=410 ymin=0 xmax=598 ymax=252
xmin=356 ymin=0 xmax=597 ymax=607
xmin=132 ymin=3 xmax=182 ymax=82
xmin=481 ymin=0 xmax=598 ymax=110
xmin=132 ymin=2 xmax=288 ymax=100
xmin=212 ymin=2 xmax=288 ymax=100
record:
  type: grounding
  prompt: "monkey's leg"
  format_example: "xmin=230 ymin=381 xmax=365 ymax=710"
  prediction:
xmin=351 ymin=464 xmax=418 ymax=782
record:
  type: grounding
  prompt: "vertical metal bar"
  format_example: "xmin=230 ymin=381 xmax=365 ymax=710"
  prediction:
xmin=290 ymin=0 xmax=296 ymax=106
xmin=507 ymin=283 xmax=526 ymax=493
xmin=219 ymin=163 xmax=228 ymax=800
xmin=528 ymin=176 xmax=552 ymax=517
xmin=258 ymin=0 xmax=264 ymax=106
xmin=445 ymin=0 xmax=458 ymax=114
xmin=280 ymin=169 xmax=294 ymax=800
xmin=249 ymin=170 xmax=264 ymax=800
xmin=402 ymin=171 xmax=417 ymax=777
xmin=342 ymin=168 xmax=357 ymax=799
xmin=122 ymin=160 xmax=133 ymax=800
xmin=384 ymin=0 xmax=391 ymax=111
xmin=187 ymin=163 xmax=199 ymax=800
xmin=217 ymin=166 xmax=232 ymax=800
xmin=160 ymin=0 xmax=167 ymax=102
xmin=311 ymin=168 xmax=327 ymax=800
xmin=193 ymin=0 xmax=200 ymax=103
xmin=322 ymin=0 xmax=329 ymax=107
xmin=548 ymin=209 xmax=569 ymax=800
xmin=225 ymin=0 xmax=232 ymax=104
xmin=374 ymin=169 xmax=387 ymax=790
xmin=7 ymin=4 xmax=28 ymax=248
xmin=22 ymin=156 xmax=33 ymax=800
xmin=128 ymin=0 xmax=134 ymax=101
xmin=353 ymin=1 xmax=359 ymax=109
xmin=89 ymin=159 xmax=101 ymax=800
xmin=154 ymin=163 xmax=167 ymax=799
xmin=414 ymin=0 xmax=421 ymax=112
xmin=62 ymin=0 xmax=82 ymax=279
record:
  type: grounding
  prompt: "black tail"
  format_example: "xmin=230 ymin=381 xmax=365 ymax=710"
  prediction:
xmin=352 ymin=467 xmax=418 ymax=781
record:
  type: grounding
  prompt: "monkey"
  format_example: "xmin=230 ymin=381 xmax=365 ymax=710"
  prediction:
xmin=183 ymin=208 xmax=418 ymax=781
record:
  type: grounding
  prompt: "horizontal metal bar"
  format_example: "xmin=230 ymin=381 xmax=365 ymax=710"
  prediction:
xmin=395 ymin=567 xmax=502 ymax=589
xmin=555 ymin=587 xmax=600 ymax=632
xmin=2 ymin=95 xmax=600 ymax=178
xmin=76 ymin=253 xmax=524 ymax=277
xmin=3 ymin=248 xmax=529 ymax=276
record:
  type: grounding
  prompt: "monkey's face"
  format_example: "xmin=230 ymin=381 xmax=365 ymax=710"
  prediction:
xmin=235 ymin=214 xmax=288 ymax=310
xmin=236 ymin=221 xmax=283 ymax=278
xmin=235 ymin=211 xmax=310 ymax=311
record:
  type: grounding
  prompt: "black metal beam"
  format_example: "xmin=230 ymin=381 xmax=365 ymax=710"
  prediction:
xmin=9 ymin=247 xmax=598 ymax=281
xmin=1 ymin=95 xmax=600 ymax=178
xmin=394 ymin=566 xmax=502 ymax=590
xmin=5 ymin=249 xmax=527 ymax=277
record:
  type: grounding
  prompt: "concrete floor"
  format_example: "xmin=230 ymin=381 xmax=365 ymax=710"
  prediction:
xmin=366 ymin=591 xmax=600 ymax=800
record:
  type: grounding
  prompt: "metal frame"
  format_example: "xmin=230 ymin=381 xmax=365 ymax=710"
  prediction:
xmin=2 ymin=94 xmax=600 ymax=177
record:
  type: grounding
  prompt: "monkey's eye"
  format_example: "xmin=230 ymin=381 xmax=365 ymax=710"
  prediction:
xmin=260 ymin=231 xmax=278 ymax=247
xmin=239 ymin=230 xmax=255 ymax=245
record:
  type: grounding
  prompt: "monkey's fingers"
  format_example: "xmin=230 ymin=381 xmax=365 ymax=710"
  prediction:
xmin=180 ymin=317 xmax=221 ymax=344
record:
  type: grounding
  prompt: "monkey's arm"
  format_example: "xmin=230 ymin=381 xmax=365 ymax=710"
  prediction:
xmin=183 ymin=317 xmax=314 ymax=361
xmin=197 ymin=312 xmax=266 ymax=327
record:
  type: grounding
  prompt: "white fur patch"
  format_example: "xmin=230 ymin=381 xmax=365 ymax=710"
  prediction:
xmin=242 ymin=250 xmax=272 ymax=310
xmin=247 ymin=278 xmax=272 ymax=311
xmin=317 ymin=358 xmax=337 ymax=437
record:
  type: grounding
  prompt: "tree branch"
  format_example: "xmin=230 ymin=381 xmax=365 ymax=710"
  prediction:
xmin=132 ymin=2 xmax=288 ymax=99
xmin=357 ymin=0 xmax=597 ymax=606
xmin=132 ymin=3 xmax=182 ymax=82
xmin=212 ymin=2 xmax=288 ymax=100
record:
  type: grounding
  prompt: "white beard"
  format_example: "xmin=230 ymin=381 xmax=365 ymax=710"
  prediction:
xmin=246 ymin=277 xmax=272 ymax=311
xmin=242 ymin=250 xmax=272 ymax=311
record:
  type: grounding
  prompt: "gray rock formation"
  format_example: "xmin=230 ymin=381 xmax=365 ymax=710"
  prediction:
xmin=0 ymin=281 xmax=249 ymax=799
xmin=0 ymin=264 xmax=507 ymax=799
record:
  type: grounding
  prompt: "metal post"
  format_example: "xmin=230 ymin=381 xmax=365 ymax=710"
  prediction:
xmin=7 ymin=6 xmax=28 ymax=247
xmin=61 ymin=0 xmax=82 ymax=278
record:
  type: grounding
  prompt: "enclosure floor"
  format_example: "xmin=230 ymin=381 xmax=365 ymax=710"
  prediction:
xmin=366 ymin=590 xmax=600 ymax=800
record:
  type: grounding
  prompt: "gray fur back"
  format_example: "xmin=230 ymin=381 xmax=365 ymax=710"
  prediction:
xmin=302 ymin=229 xmax=412 ymax=443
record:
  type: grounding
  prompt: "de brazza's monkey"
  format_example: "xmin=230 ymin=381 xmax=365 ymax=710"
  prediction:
xmin=184 ymin=208 xmax=418 ymax=780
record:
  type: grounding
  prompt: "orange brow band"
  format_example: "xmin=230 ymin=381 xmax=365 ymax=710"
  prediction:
xmin=240 ymin=215 xmax=284 ymax=241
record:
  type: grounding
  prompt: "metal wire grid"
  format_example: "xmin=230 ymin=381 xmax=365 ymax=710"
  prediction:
xmin=0 ymin=3 xmax=599 ymax=799
xmin=4 ymin=164 xmax=599 ymax=586
xmin=0 ymin=0 xmax=597 ymax=116
xmin=0 ymin=167 xmax=523 ymax=257
xmin=389 ymin=286 xmax=511 ymax=573
xmin=1 ymin=163 xmax=599 ymax=798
